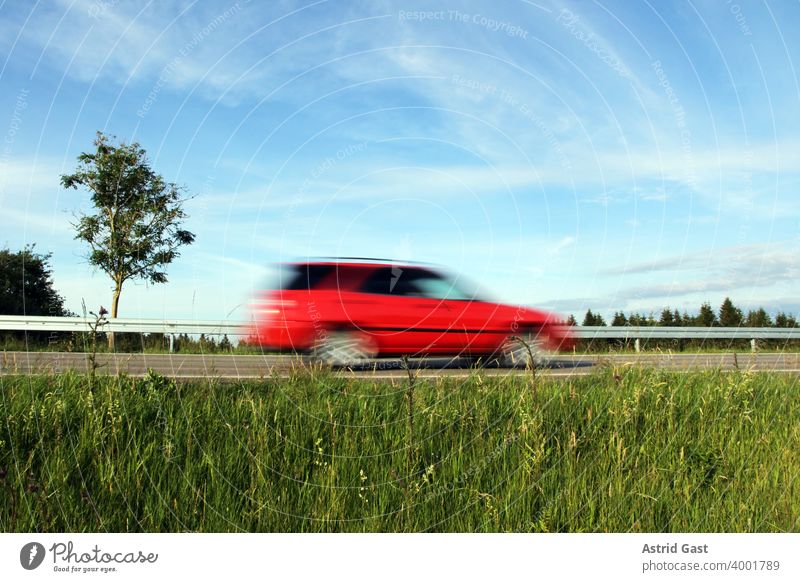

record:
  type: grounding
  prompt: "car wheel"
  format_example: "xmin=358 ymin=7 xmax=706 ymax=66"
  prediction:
xmin=500 ymin=332 xmax=547 ymax=368
xmin=311 ymin=330 xmax=376 ymax=367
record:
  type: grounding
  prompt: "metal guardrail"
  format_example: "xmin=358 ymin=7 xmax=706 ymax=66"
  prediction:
xmin=0 ymin=315 xmax=243 ymax=335
xmin=0 ymin=316 xmax=243 ymax=352
xmin=575 ymin=325 xmax=800 ymax=352
xmin=2 ymin=316 xmax=799 ymax=352
xmin=574 ymin=326 xmax=800 ymax=340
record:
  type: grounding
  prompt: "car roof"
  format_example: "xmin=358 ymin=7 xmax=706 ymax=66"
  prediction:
xmin=285 ymin=257 xmax=433 ymax=269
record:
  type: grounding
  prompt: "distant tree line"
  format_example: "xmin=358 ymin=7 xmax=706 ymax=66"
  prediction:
xmin=576 ymin=297 xmax=799 ymax=328
xmin=570 ymin=297 xmax=799 ymax=353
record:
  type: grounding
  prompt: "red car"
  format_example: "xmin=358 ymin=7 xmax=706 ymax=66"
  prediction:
xmin=251 ymin=259 xmax=573 ymax=366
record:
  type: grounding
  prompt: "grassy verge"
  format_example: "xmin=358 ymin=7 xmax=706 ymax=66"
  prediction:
xmin=1 ymin=367 xmax=798 ymax=532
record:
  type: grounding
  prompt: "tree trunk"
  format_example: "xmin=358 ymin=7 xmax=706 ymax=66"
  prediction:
xmin=108 ymin=283 xmax=122 ymax=350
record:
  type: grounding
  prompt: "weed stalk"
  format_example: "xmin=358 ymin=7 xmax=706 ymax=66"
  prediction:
xmin=82 ymin=301 xmax=108 ymax=387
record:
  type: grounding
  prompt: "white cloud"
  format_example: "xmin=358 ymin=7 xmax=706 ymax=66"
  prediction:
xmin=604 ymin=241 xmax=800 ymax=277
xmin=0 ymin=157 xmax=64 ymax=195
xmin=547 ymin=235 xmax=575 ymax=255
xmin=637 ymin=186 xmax=669 ymax=202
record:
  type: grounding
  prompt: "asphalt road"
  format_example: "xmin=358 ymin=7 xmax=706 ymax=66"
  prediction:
xmin=2 ymin=351 xmax=800 ymax=380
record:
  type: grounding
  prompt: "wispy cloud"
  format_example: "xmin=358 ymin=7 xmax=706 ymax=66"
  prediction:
xmin=603 ymin=241 xmax=800 ymax=278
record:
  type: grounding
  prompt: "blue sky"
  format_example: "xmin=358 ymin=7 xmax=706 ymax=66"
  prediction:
xmin=1 ymin=0 xmax=799 ymax=322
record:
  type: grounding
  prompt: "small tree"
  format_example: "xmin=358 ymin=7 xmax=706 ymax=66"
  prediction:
xmin=659 ymin=307 xmax=675 ymax=326
xmin=697 ymin=302 xmax=717 ymax=327
xmin=745 ymin=308 xmax=772 ymax=327
xmin=582 ymin=309 xmax=606 ymax=326
xmin=718 ymin=297 xmax=743 ymax=327
xmin=61 ymin=132 xmax=195 ymax=347
xmin=628 ymin=312 xmax=645 ymax=326
xmin=611 ymin=311 xmax=628 ymax=326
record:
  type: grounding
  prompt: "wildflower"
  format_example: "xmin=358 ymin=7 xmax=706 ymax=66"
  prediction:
xmin=358 ymin=469 xmax=369 ymax=503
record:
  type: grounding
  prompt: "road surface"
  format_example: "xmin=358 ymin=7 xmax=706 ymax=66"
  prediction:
xmin=2 ymin=351 xmax=800 ymax=380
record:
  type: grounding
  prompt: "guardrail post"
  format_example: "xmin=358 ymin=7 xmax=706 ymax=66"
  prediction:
xmin=169 ymin=334 xmax=174 ymax=353
xmin=635 ymin=338 xmax=640 ymax=353
xmin=750 ymin=338 xmax=756 ymax=353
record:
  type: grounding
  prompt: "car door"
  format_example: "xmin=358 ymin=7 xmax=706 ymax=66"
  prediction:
xmin=354 ymin=267 xmax=455 ymax=354
xmin=447 ymin=298 xmax=511 ymax=354
xmin=411 ymin=271 xmax=507 ymax=354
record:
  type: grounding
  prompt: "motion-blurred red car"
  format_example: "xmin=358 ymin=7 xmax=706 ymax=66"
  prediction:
xmin=251 ymin=259 xmax=573 ymax=366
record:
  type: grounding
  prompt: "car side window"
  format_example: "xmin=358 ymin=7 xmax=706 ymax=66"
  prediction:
xmin=315 ymin=266 xmax=369 ymax=291
xmin=357 ymin=267 xmax=471 ymax=299
xmin=359 ymin=267 xmax=429 ymax=296
xmin=413 ymin=276 xmax=471 ymax=300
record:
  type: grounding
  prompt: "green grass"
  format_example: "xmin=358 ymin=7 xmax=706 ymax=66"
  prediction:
xmin=1 ymin=366 xmax=798 ymax=532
